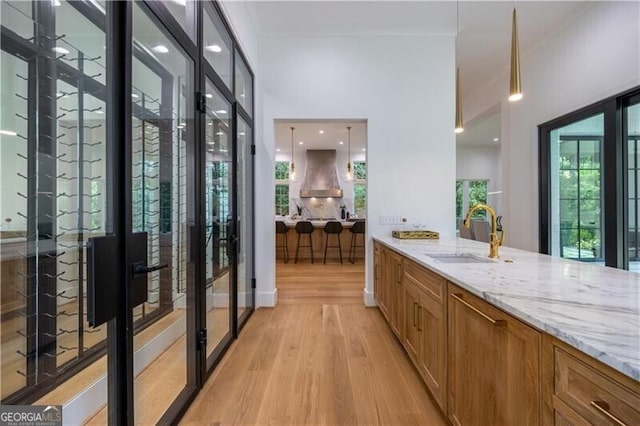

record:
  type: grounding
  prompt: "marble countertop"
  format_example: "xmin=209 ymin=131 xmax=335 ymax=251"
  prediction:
xmin=373 ymin=235 xmax=640 ymax=382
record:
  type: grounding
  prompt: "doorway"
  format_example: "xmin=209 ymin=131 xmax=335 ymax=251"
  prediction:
xmin=273 ymin=120 xmax=367 ymax=304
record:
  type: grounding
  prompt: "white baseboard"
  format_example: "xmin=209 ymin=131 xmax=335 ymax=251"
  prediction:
xmin=363 ymin=288 xmax=377 ymax=307
xmin=62 ymin=314 xmax=186 ymax=424
xmin=256 ymin=288 xmax=277 ymax=307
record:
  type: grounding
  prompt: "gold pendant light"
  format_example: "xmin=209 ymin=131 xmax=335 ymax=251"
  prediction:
xmin=289 ymin=126 xmax=296 ymax=181
xmin=454 ymin=0 xmax=464 ymax=134
xmin=346 ymin=126 xmax=353 ymax=180
xmin=509 ymin=6 xmax=523 ymax=102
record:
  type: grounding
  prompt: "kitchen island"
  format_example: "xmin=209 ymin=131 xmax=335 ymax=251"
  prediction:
xmin=373 ymin=235 xmax=639 ymax=425
xmin=275 ymin=218 xmax=363 ymax=262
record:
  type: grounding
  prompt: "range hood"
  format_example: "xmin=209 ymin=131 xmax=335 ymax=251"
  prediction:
xmin=299 ymin=149 xmax=343 ymax=198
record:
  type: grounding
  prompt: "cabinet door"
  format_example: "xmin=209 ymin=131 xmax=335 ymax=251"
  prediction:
xmin=447 ymin=285 xmax=541 ymax=426
xmin=387 ymin=250 xmax=403 ymax=337
xmin=378 ymin=248 xmax=390 ymax=319
xmin=374 ymin=243 xmax=381 ymax=304
xmin=402 ymin=278 xmax=422 ymax=363
xmin=418 ymin=289 xmax=446 ymax=410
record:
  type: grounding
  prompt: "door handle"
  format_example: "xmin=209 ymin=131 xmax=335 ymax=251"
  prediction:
xmin=133 ymin=262 xmax=168 ymax=275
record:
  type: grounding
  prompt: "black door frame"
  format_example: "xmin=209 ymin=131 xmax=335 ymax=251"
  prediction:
xmin=539 ymin=85 xmax=640 ymax=270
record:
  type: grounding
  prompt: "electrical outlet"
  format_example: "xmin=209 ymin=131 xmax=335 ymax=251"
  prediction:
xmin=379 ymin=215 xmax=400 ymax=225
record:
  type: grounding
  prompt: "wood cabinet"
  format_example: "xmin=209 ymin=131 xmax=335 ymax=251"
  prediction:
xmin=447 ymin=284 xmax=541 ymax=426
xmin=385 ymin=249 xmax=403 ymax=337
xmin=542 ymin=335 xmax=640 ymax=426
xmin=403 ymin=259 xmax=447 ymax=411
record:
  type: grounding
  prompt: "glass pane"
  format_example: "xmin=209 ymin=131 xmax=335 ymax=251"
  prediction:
xmin=1 ymin=3 xmax=110 ymax=417
xmin=237 ymin=118 xmax=253 ymax=321
xmin=203 ymin=6 xmax=233 ymax=90
xmin=235 ymin=51 xmax=253 ymax=116
xmin=162 ymin=0 xmax=197 ymax=42
xmin=626 ymin=101 xmax=640 ymax=271
xmin=550 ymin=113 xmax=604 ymax=261
xmin=204 ymin=79 xmax=232 ymax=364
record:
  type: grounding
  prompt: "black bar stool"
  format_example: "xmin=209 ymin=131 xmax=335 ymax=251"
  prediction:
xmin=349 ymin=220 xmax=366 ymax=264
xmin=323 ymin=221 xmax=343 ymax=264
xmin=294 ymin=221 xmax=314 ymax=263
xmin=275 ymin=221 xmax=289 ymax=263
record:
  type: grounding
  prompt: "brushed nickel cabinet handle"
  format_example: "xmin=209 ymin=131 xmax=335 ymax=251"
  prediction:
xmin=450 ymin=293 xmax=506 ymax=326
xmin=590 ymin=401 xmax=627 ymax=426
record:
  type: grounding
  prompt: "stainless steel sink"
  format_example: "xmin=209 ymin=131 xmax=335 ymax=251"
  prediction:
xmin=426 ymin=253 xmax=496 ymax=264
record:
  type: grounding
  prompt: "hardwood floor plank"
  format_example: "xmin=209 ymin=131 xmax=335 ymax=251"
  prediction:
xmin=181 ymin=260 xmax=446 ymax=425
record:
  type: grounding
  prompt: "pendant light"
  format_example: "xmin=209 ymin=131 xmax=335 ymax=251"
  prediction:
xmin=289 ymin=126 xmax=296 ymax=181
xmin=508 ymin=5 xmax=523 ymax=102
xmin=346 ymin=126 xmax=353 ymax=180
xmin=454 ymin=0 xmax=464 ymax=134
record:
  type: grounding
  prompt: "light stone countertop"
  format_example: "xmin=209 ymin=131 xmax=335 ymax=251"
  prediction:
xmin=277 ymin=218 xmax=357 ymax=228
xmin=373 ymin=234 xmax=640 ymax=382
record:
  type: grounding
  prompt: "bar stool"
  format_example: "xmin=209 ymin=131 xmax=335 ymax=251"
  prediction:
xmin=349 ymin=220 xmax=366 ymax=264
xmin=294 ymin=221 xmax=314 ymax=263
xmin=323 ymin=221 xmax=343 ymax=264
xmin=275 ymin=221 xmax=289 ymax=263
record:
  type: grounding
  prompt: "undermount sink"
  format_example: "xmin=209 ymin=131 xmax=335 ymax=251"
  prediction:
xmin=426 ymin=253 xmax=496 ymax=264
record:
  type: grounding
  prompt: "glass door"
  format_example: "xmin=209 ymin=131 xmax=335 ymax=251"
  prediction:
xmin=236 ymin=117 xmax=254 ymax=324
xmin=548 ymin=113 xmax=605 ymax=263
xmin=625 ymin=95 xmax=640 ymax=271
xmin=203 ymin=78 xmax=234 ymax=369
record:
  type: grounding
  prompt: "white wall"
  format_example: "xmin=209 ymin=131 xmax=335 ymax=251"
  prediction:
xmin=260 ymin=35 xmax=455 ymax=305
xmin=456 ymin=145 xmax=502 ymax=214
xmin=463 ymin=1 xmax=640 ymax=251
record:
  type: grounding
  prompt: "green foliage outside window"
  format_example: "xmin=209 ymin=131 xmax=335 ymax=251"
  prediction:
xmin=455 ymin=181 xmax=463 ymax=222
xmin=275 ymin=161 xmax=289 ymax=180
xmin=275 ymin=184 xmax=289 ymax=215
xmin=354 ymin=183 xmax=366 ymax=211
xmin=558 ymin=138 xmax=601 ymax=259
xmin=468 ymin=181 xmax=488 ymax=219
xmin=353 ymin=161 xmax=366 ymax=180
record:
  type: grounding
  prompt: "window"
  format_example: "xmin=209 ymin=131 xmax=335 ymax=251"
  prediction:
xmin=353 ymin=161 xmax=366 ymax=215
xmin=539 ymin=87 xmax=639 ymax=270
xmin=275 ymin=162 xmax=289 ymax=215
xmin=275 ymin=161 xmax=289 ymax=180
xmin=456 ymin=180 xmax=488 ymax=227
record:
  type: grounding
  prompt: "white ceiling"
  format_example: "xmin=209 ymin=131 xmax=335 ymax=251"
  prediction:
xmin=246 ymin=1 xmax=592 ymax=100
xmin=274 ymin=120 xmax=367 ymax=153
xmin=456 ymin=108 xmax=500 ymax=147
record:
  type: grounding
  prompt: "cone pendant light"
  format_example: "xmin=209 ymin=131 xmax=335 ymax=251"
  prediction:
xmin=454 ymin=0 xmax=464 ymax=133
xmin=509 ymin=7 xmax=523 ymax=102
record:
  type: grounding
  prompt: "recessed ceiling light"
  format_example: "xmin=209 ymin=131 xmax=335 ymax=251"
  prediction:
xmin=132 ymin=93 xmax=139 ymax=99
xmin=205 ymin=93 xmax=213 ymax=99
xmin=298 ymin=141 xmax=304 ymax=145
xmin=177 ymin=124 xmax=185 ymax=129
xmin=52 ymin=46 xmax=70 ymax=55
xmin=493 ymin=138 xmax=499 ymax=142
xmin=276 ymin=148 xmax=281 ymax=152
xmin=0 ymin=129 xmax=17 ymax=136
xmin=216 ymin=131 xmax=224 ymax=135
xmin=239 ymin=132 xmax=245 ymax=136
xmin=319 ymin=130 xmax=324 ymax=134
xmin=215 ymin=109 xmax=227 ymax=114
xmin=362 ymin=148 xmax=366 ymax=151
xmin=54 ymin=0 xmax=61 ymax=6
xmin=205 ymin=44 xmax=222 ymax=53
xmin=207 ymin=122 xmax=213 ymax=126
xmin=339 ymin=141 xmax=344 ymax=145
xmin=151 ymin=45 xmax=169 ymax=54
xmin=207 ymin=142 xmax=215 ymax=145
xmin=172 ymin=0 xmax=187 ymax=6
xmin=95 ymin=109 xmax=103 ymax=114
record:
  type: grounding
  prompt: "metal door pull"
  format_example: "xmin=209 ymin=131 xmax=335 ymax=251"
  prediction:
xmin=133 ymin=262 xmax=168 ymax=275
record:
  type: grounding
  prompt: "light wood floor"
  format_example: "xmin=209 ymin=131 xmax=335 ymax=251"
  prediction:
xmin=181 ymin=260 xmax=446 ymax=425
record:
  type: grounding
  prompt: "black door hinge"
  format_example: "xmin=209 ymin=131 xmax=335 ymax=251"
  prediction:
xmin=197 ymin=328 xmax=207 ymax=350
xmin=251 ymin=278 xmax=256 ymax=289
xmin=196 ymin=92 xmax=206 ymax=113
xmin=251 ymin=144 xmax=256 ymax=155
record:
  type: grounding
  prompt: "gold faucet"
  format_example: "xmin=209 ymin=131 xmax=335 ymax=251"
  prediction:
xmin=463 ymin=203 xmax=505 ymax=259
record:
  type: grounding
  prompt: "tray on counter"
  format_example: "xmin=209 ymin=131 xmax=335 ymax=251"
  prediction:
xmin=392 ymin=230 xmax=439 ymax=239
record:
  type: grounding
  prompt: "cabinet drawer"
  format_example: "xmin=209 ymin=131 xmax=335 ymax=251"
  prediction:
xmin=404 ymin=259 xmax=444 ymax=302
xmin=555 ymin=348 xmax=640 ymax=425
